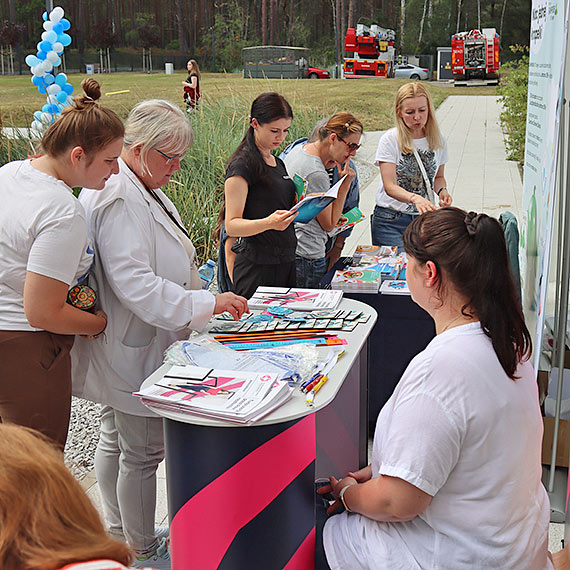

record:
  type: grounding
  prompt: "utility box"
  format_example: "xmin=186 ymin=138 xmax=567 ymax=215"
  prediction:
xmin=242 ymin=46 xmax=309 ymax=79
xmin=165 ymin=62 xmax=174 ymax=75
xmin=437 ymin=47 xmax=453 ymax=80
xmin=85 ymin=63 xmax=95 ymax=75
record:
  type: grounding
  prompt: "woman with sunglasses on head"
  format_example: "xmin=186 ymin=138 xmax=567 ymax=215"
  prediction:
xmin=224 ymin=92 xmax=298 ymax=298
xmin=283 ymin=112 xmax=362 ymax=288
xmin=372 ymin=82 xmax=452 ymax=251
xmin=318 ymin=208 xmax=551 ymax=570
xmin=73 ymin=99 xmax=247 ymax=569
xmin=0 ymin=78 xmax=122 ymax=449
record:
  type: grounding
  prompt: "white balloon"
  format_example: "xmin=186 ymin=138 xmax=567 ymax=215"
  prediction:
xmin=52 ymin=42 xmax=63 ymax=54
xmin=43 ymin=21 xmax=54 ymax=31
xmin=32 ymin=65 xmax=45 ymax=77
xmin=47 ymin=94 xmax=58 ymax=105
xmin=41 ymin=31 xmax=49 ymax=41
xmin=41 ymin=59 xmax=53 ymax=72
xmin=32 ymin=120 xmax=44 ymax=132
xmin=46 ymin=50 xmax=59 ymax=63
xmin=49 ymin=6 xmax=64 ymax=22
xmin=41 ymin=112 xmax=53 ymax=124
xmin=47 ymin=83 xmax=61 ymax=95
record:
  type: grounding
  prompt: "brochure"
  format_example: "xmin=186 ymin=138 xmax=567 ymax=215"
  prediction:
xmin=289 ymin=175 xmax=347 ymax=224
xmin=248 ymin=286 xmax=343 ymax=311
xmin=327 ymin=206 xmax=365 ymax=237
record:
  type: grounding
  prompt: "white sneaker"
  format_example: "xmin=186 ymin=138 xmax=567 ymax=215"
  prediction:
xmin=110 ymin=525 xmax=169 ymax=542
xmin=132 ymin=537 xmax=171 ymax=570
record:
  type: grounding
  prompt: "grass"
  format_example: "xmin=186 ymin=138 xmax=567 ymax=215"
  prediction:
xmin=0 ymin=71 xmax=499 ymax=261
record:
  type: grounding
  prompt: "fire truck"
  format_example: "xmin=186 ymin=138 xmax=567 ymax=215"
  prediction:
xmin=343 ymin=24 xmax=396 ymax=78
xmin=451 ymin=28 xmax=499 ymax=85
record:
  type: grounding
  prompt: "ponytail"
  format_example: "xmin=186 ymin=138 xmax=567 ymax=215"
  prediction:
xmin=403 ymin=207 xmax=531 ymax=379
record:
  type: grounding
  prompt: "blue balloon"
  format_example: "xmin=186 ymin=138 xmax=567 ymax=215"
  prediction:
xmin=39 ymin=40 xmax=52 ymax=52
xmin=42 ymin=104 xmax=51 ymax=112
xmin=61 ymin=19 xmax=71 ymax=31
xmin=32 ymin=75 xmax=42 ymax=86
xmin=34 ymin=111 xmax=43 ymax=121
xmin=49 ymin=103 xmax=60 ymax=113
xmin=56 ymin=90 xmax=68 ymax=104
xmin=43 ymin=11 xmax=48 ymax=21
xmin=63 ymin=83 xmax=74 ymax=95
xmin=59 ymin=33 xmax=72 ymax=47
xmin=36 ymin=50 xmax=47 ymax=60
xmin=38 ymin=84 xmax=47 ymax=94
xmin=43 ymin=73 xmax=55 ymax=85
xmin=52 ymin=55 xmax=61 ymax=67
xmin=36 ymin=41 xmax=44 ymax=52
xmin=52 ymin=22 xmax=64 ymax=34
xmin=25 ymin=54 xmax=38 ymax=67
xmin=54 ymin=73 xmax=67 ymax=87
xmin=45 ymin=30 xmax=57 ymax=43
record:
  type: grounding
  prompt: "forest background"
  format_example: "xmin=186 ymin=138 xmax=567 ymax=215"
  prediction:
xmin=0 ymin=0 xmax=530 ymax=72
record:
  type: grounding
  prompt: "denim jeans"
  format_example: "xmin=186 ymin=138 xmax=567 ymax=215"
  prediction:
xmin=371 ymin=205 xmax=417 ymax=252
xmin=95 ymin=405 xmax=165 ymax=557
xmin=295 ymin=255 xmax=328 ymax=289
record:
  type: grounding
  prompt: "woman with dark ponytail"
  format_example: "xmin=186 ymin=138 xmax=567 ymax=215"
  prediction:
xmin=318 ymin=207 xmax=550 ymax=570
xmin=224 ymin=92 xmax=298 ymax=298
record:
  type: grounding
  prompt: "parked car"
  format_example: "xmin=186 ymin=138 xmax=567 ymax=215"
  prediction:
xmin=394 ymin=64 xmax=429 ymax=80
xmin=306 ymin=66 xmax=330 ymax=79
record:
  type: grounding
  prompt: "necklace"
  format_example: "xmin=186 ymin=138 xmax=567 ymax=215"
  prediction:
xmin=439 ymin=315 xmax=470 ymax=335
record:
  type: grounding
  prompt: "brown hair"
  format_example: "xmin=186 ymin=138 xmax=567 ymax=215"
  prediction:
xmin=394 ymin=82 xmax=442 ymax=154
xmin=41 ymin=78 xmax=124 ymax=161
xmin=314 ymin=112 xmax=363 ymax=142
xmin=188 ymin=59 xmax=201 ymax=79
xmin=403 ymin=207 xmax=531 ymax=379
xmin=0 ymin=424 xmax=133 ymax=570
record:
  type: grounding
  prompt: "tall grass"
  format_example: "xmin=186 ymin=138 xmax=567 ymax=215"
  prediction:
xmin=165 ymin=90 xmax=320 ymax=263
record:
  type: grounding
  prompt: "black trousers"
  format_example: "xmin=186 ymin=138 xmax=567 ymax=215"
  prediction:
xmin=232 ymin=253 xmax=296 ymax=299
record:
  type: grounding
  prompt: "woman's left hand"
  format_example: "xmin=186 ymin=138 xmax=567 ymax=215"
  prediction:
xmin=438 ymin=189 xmax=452 ymax=207
xmin=317 ymin=474 xmax=357 ymax=515
xmin=214 ymin=292 xmax=249 ymax=320
xmin=335 ymin=160 xmax=356 ymax=182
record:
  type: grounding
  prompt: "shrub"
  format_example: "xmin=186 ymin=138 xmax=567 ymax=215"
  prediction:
xmin=498 ymin=49 xmax=529 ymax=164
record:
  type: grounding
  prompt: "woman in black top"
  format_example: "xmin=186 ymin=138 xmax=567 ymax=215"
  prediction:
xmin=182 ymin=59 xmax=200 ymax=110
xmin=224 ymin=92 xmax=298 ymax=298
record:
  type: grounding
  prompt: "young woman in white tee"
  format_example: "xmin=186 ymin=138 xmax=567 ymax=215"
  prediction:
xmin=319 ymin=207 xmax=551 ymax=570
xmin=372 ymin=82 xmax=452 ymax=250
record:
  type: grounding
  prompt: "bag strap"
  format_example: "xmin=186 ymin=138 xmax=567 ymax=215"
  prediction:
xmin=412 ymin=148 xmax=435 ymax=204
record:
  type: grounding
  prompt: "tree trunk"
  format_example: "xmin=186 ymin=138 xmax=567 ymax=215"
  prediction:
xmin=262 ymin=0 xmax=268 ymax=45
xmin=417 ymin=0 xmax=428 ymax=49
xmin=477 ymin=0 xmax=481 ymax=30
xmin=175 ymin=0 xmax=188 ymax=54
xmin=456 ymin=0 xmax=462 ymax=34
xmin=499 ymin=0 xmax=507 ymax=44
xmin=348 ymin=0 xmax=355 ymax=28
xmin=400 ymin=0 xmax=406 ymax=51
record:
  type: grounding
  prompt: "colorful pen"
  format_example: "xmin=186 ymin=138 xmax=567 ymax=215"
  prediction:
xmin=312 ymin=375 xmax=328 ymax=394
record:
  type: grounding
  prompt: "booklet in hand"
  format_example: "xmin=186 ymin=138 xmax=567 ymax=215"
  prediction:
xmin=289 ymin=175 xmax=347 ymax=224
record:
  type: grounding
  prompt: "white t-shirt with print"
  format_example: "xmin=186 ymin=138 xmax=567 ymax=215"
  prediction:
xmin=324 ymin=322 xmax=552 ymax=570
xmin=374 ymin=127 xmax=449 ymax=213
xmin=0 ymin=160 xmax=93 ymax=331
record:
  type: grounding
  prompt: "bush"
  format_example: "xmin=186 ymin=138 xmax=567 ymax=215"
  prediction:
xmin=498 ymin=50 xmax=529 ymax=164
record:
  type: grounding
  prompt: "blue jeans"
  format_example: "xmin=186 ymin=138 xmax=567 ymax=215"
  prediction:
xmin=371 ymin=205 xmax=417 ymax=252
xmin=295 ymin=255 xmax=328 ymax=289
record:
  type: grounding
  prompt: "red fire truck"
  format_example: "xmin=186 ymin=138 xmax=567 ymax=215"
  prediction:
xmin=343 ymin=24 xmax=396 ymax=78
xmin=451 ymin=28 xmax=499 ymax=84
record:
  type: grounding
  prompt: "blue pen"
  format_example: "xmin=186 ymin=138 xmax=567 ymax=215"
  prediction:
xmin=300 ymin=371 xmax=321 ymax=391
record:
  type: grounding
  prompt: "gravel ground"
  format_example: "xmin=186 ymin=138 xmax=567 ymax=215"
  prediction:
xmin=64 ymin=156 xmax=378 ymax=480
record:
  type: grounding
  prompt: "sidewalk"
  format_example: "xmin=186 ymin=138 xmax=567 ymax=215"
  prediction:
xmin=345 ymin=95 xmax=523 ymax=254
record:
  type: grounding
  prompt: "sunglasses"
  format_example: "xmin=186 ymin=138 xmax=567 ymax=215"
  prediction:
xmin=336 ymin=134 xmax=361 ymax=152
xmin=153 ymin=147 xmax=186 ymax=164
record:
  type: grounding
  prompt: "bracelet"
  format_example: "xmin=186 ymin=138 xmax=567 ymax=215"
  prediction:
xmin=88 ymin=319 xmax=107 ymax=340
xmin=436 ymin=187 xmax=447 ymax=196
xmin=339 ymin=483 xmax=355 ymax=512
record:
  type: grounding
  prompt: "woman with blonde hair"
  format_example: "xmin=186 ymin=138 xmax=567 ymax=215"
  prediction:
xmin=0 ymin=78 xmax=123 ymax=449
xmin=74 ymin=99 xmax=247 ymax=569
xmin=0 ymin=424 xmax=152 ymax=570
xmin=371 ymin=82 xmax=452 ymax=250
xmin=182 ymin=59 xmax=201 ymax=110
xmin=283 ymin=112 xmax=362 ymax=288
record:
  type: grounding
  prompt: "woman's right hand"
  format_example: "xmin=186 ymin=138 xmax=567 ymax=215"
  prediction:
xmin=348 ymin=464 xmax=373 ymax=483
xmin=266 ymin=209 xmax=298 ymax=231
xmin=214 ymin=292 xmax=249 ymax=320
xmin=83 ymin=310 xmax=108 ymax=341
xmin=410 ymin=194 xmax=437 ymax=214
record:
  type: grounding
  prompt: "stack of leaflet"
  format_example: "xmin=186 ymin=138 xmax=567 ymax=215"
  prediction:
xmin=248 ymin=286 xmax=343 ymax=311
xmin=380 ymin=280 xmax=411 ymax=295
xmin=134 ymin=365 xmax=293 ymax=424
xmin=331 ymin=267 xmax=382 ymax=293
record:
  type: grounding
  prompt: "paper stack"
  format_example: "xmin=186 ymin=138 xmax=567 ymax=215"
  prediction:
xmin=248 ymin=286 xmax=343 ymax=311
xmin=135 ymin=365 xmax=293 ymax=424
xmin=331 ymin=267 xmax=382 ymax=293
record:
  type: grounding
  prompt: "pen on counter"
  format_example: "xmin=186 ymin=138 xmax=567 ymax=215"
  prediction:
xmin=300 ymin=372 xmax=321 ymax=392
xmin=312 ymin=375 xmax=328 ymax=394
xmin=305 ymin=390 xmax=316 ymax=407
xmin=302 ymin=374 xmax=323 ymax=393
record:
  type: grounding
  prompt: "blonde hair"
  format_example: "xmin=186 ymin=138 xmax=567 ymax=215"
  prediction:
xmin=41 ymin=78 xmax=124 ymax=161
xmin=188 ymin=59 xmax=201 ymax=79
xmin=0 ymin=424 xmax=133 ymax=570
xmin=394 ymin=82 xmax=442 ymax=154
xmin=314 ymin=112 xmax=363 ymax=142
xmin=123 ymin=99 xmax=194 ymax=175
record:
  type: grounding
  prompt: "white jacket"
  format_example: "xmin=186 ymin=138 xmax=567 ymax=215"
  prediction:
xmin=72 ymin=159 xmax=215 ymax=416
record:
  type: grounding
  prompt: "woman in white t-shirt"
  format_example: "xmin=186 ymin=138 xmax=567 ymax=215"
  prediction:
xmin=0 ymin=79 xmax=124 ymax=449
xmin=372 ymin=82 xmax=452 ymax=250
xmin=319 ymin=207 xmax=552 ymax=570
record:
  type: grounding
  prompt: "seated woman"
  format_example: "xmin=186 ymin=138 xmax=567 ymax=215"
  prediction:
xmin=319 ymin=207 xmax=552 ymax=569
xmin=0 ymin=424 xmax=159 ymax=570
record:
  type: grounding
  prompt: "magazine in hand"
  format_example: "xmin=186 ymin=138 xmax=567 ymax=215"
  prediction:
xmin=289 ymin=175 xmax=347 ymax=224
xmin=327 ymin=206 xmax=365 ymax=237
xmin=134 ymin=365 xmax=293 ymax=424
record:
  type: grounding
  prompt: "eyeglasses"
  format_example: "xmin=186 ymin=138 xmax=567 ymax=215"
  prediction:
xmin=336 ymin=134 xmax=361 ymax=152
xmin=153 ymin=147 xmax=186 ymax=164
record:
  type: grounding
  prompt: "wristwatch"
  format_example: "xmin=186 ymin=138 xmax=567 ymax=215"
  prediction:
xmin=339 ymin=483 xmax=354 ymax=512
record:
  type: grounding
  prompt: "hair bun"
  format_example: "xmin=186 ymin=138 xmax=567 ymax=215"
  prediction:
xmin=464 ymin=211 xmax=486 ymax=236
xmin=79 ymin=78 xmax=102 ymax=103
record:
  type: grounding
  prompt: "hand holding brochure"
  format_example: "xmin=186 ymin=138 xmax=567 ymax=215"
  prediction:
xmin=289 ymin=175 xmax=347 ymax=224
